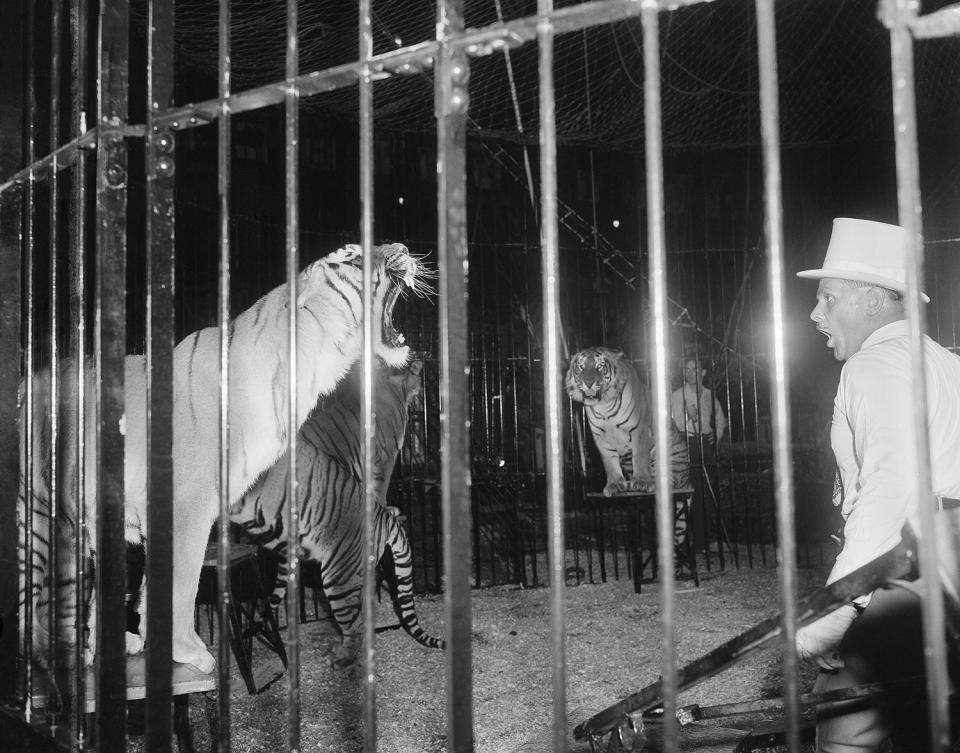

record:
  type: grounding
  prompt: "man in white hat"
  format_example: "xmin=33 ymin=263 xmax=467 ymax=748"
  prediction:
xmin=796 ymin=217 xmax=960 ymax=751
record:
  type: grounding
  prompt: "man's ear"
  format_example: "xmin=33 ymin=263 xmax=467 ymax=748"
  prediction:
xmin=863 ymin=286 xmax=886 ymax=316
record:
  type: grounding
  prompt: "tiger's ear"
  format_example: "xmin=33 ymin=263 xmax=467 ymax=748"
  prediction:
xmin=607 ymin=347 xmax=626 ymax=362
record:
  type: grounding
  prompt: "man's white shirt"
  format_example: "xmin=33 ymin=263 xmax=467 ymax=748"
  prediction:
xmin=829 ymin=319 xmax=960 ymax=595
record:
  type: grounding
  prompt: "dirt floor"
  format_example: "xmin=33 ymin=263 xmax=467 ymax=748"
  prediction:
xmin=160 ymin=555 xmax=829 ymax=753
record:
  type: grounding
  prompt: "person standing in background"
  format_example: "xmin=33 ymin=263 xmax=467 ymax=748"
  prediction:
xmin=671 ymin=356 xmax=728 ymax=552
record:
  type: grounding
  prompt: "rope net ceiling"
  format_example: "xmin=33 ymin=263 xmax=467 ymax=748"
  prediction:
xmin=165 ymin=0 xmax=960 ymax=148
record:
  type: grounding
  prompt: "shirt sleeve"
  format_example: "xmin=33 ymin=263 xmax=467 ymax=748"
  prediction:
xmin=828 ymin=354 xmax=914 ymax=590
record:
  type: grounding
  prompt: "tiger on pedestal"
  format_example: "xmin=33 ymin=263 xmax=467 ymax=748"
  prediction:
xmin=565 ymin=346 xmax=691 ymax=497
xmin=18 ymin=243 xmax=432 ymax=680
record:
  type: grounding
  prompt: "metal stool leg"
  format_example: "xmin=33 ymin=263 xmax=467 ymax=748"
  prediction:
xmin=677 ymin=494 xmax=699 ymax=586
xmin=227 ymin=599 xmax=257 ymax=695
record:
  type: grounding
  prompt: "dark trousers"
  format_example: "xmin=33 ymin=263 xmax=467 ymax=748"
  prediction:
xmin=814 ymin=581 xmax=958 ymax=752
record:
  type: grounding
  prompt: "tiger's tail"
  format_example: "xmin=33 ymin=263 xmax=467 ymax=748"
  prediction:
xmin=376 ymin=507 xmax=445 ymax=651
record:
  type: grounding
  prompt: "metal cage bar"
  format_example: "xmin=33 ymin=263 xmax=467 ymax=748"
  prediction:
xmin=68 ymin=2 xmax=90 ymax=744
xmin=436 ymin=2 xmax=474 ymax=750
xmin=641 ymin=4 xmax=679 ymax=751
xmin=145 ymin=0 xmax=177 ymax=750
xmin=216 ymin=0 xmax=234 ymax=750
xmin=883 ymin=0 xmax=952 ymax=748
xmin=0 ymin=185 xmax=23 ymax=711
xmin=536 ymin=3 xmax=568 ymax=752
xmin=46 ymin=0 xmax=63 ymax=728
xmin=0 ymin=1 xmax=25 ymax=714
xmin=21 ymin=0 xmax=38 ymax=721
xmin=359 ymin=1 xmax=380 ymax=750
xmin=755 ymin=2 xmax=800 ymax=751
xmin=94 ymin=1 xmax=130 ymax=749
xmin=283 ymin=0 xmax=303 ymax=749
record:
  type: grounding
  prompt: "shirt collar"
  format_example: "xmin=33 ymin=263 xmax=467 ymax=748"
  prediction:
xmin=859 ymin=318 xmax=909 ymax=351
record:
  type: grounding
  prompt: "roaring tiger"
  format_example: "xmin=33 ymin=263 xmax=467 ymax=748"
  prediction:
xmin=232 ymin=358 xmax=444 ymax=668
xmin=565 ymin=346 xmax=691 ymax=497
xmin=18 ymin=243 xmax=431 ymax=675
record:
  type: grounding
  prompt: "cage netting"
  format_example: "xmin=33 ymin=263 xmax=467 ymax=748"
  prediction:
xmin=157 ymin=0 xmax=960 ymax=149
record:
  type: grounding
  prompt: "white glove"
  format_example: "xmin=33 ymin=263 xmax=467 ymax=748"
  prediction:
xmin=795 ymin=603 xmax=859 ymax=667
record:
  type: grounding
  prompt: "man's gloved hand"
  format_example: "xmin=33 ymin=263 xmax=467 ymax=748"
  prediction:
xmin=795 ymin=603 xmax=859 ymax=668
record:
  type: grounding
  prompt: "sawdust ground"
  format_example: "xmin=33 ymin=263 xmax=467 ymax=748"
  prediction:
xmin=155 ymin=558 xmax=829 ymax=753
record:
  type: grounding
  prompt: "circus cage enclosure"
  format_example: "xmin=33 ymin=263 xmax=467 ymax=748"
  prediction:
xmin=3 ymin=1 xmax=960 ymax=752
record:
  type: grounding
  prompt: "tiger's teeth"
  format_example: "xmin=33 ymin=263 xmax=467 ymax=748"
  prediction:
xmin=398 ymin=333 xmax=405 ymax=344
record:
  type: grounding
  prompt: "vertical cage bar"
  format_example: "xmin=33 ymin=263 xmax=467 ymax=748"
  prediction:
xmin=0 ymin=0 xmax=25 ymax=706
xmin=21 ymin=0 xmax=37 ymax=718
xmin=47 ymin=0 xmax=64 ymax=722
xmin=640 ymin=3 xmax=678 ymax=750
xmin=536 ymin=2 xmax=567 ymax=750
xmin=284 ymin=0 xmax=302 ymax=749
xmin=0 ymin=195 xmax=22 ymax=703
xmin=884 ymin=1 xmax=950 ymax=748
xmin=754 ymin=1 xmax=800 ymax=749
xmin=145 ymin=0 xmax=176 ymax=749
xmin=94 ymin=1 xmax=130 ymax=749
xmin=436 ymin=1 xmax=474 ymax=750
xmin=358 ymin=1 xmax=378 ymax=750
xmin=216 ymin=0 xmax=234 ymax=749
xmin=69 ymin=1 xmax=90 ymax=744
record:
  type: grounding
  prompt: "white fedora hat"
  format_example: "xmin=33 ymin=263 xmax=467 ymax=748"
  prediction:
xmin=797 ymin=217 xmax=929 ymax=303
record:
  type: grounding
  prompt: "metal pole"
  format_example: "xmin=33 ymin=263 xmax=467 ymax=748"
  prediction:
xmin=754 ymin=1 xmax=799 ymax=749
xmin=359 ymin=2 xmax=378 ymax=751
xmin=436 ymin=1 xmax=474 ymax=749
xmin=536 ymin=2 xmax=567 ymax=751
xmin=68 ymin=0 xmax=90 ymax=744
xmin=47 ymin=0 xmax=63 ymax=723
xmin=145 ymin=0 xmax=176 ymax=749
xmin=94 ymin=1 xmax=130 ymax=749
xmin=22 ymin=0 xmax=37 ymax=719
xmin=641 ymin=2 xmax=678 ymax=750
xmin=284 ymin=0 xmax=302 ymax=749
xmin=215 ymin=0 xmax=234 ymax=750
xmin=0 ymin=194 xmax=23 ymax=708
xmin=883 ymin=1 xmax=950 ymax=748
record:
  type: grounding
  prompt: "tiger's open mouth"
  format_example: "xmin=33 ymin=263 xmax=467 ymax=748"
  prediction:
xmin=382 ymin=282 xmax=406 ymax=348
xmin=579 ymin=384 xmax=600 ymax=401
xmin=380 ymin=247 xmax=434 ymax=352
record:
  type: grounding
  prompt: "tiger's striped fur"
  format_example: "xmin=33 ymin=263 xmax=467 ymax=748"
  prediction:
xmin=565 ymin=346 xmax=691 ymax=497
xmin=232 ymin=360 xmax=444 ymax=668
xmin=18 ymin=243 xmax=431 ymax=675
xmin=18 ymin=359 xmax=145 ymax=676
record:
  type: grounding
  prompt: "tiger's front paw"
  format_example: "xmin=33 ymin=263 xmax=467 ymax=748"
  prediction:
xmin=625 ymin=478 xmax=656 ymax=494
xmin=602 ymin=479 xmax=628 ymax=497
